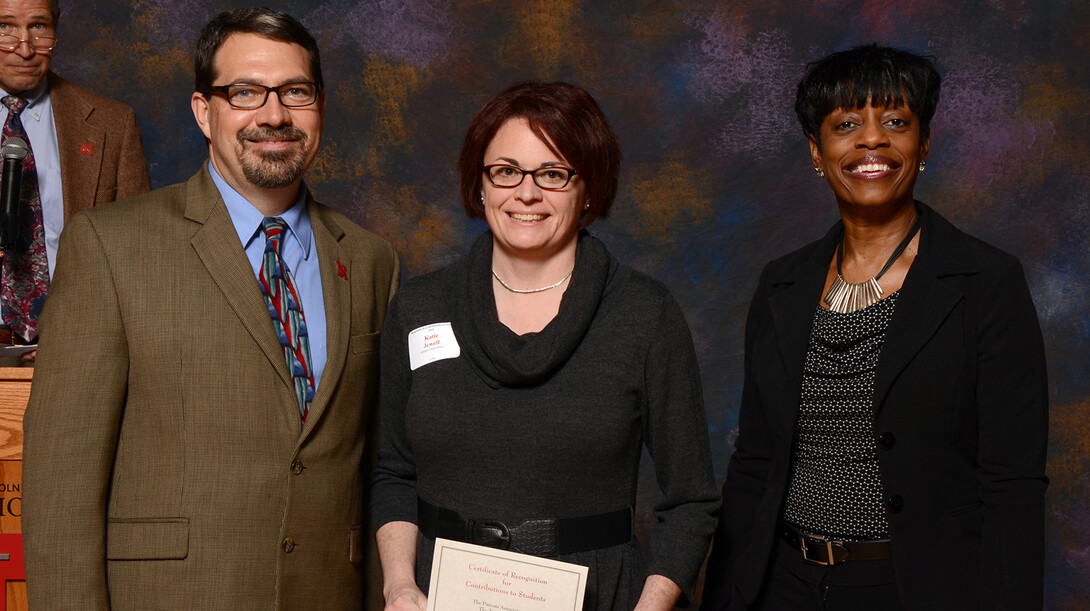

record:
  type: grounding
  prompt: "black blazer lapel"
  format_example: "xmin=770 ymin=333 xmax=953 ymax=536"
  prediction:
xmin=766 ymin=225 xmax=841 ymax=429
xmin=873 ymin=203 xmax=976 ymax=414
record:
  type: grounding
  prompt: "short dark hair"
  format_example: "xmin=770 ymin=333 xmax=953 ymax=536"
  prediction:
xmin=458 ymin=81 xmax=621 ymax=227
xmin=795 ymin=44 xmax=941 ymax=145
xmin=194 ymin=7 xmax=323 ymax=95
xmin=47 ymin=0 xmax=59 ymax=24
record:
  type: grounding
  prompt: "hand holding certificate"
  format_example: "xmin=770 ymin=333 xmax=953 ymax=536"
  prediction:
xmin=426 ymin=538 xmax=588 ymax=611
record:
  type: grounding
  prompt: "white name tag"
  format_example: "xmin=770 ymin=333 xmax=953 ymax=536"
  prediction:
xmin=408 ymin=322 xmax=461 ymax=371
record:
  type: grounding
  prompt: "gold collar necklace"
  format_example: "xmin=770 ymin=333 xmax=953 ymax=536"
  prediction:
xmin=823 ymin=213 xmax=921 ymax=314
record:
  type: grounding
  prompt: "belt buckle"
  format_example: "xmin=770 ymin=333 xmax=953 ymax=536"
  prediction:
xmin=799 ymin=533 xmax=848 ymax=566
xmin=467 ymin=519 xmax=511 ymax=550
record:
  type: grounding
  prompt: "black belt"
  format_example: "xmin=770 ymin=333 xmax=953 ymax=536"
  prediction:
xmin=780 ymin=524 xmax=893 ymax=566
xmin=417 ymin=498 xmax=632 ymax=557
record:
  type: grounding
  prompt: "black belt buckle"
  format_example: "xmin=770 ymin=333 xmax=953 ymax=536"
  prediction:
xmin=466 ymin=519 xmax=510 ymax=550
xmin=799 ymin=533 xmax=849 ymax=566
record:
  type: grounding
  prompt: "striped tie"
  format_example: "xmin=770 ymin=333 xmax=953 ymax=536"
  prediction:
xmin=258 ymin=217 xmax=314 ymax=422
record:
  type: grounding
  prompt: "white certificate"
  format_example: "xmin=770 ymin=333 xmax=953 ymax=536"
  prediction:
xmin=426 ymin=538 xmax=588 ymax=611
xmin=0 ymin=343 xmax=35 ymax=357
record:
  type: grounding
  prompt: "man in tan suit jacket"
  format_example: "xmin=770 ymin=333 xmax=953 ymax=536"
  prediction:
xmin=22 ymin=7 xmax=398 ymax=609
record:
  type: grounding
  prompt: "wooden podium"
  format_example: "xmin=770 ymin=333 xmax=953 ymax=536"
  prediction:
xmin=0 ymin=367 xmax=29 ymax=611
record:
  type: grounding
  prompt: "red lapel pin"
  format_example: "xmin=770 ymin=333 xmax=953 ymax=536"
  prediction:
xmin=336 ymin=261 xmax=348 ymax=280
xmin=79 ymin=142 xmax=94 ymax=155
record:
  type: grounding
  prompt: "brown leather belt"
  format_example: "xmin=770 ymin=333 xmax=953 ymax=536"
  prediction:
xmin=0 ymin=325 xmax=32 ymax=345
xmin=418 ymin=498 xmax=632 ymax=558
xmin=780 ymin=524 xmax=893 ymax=566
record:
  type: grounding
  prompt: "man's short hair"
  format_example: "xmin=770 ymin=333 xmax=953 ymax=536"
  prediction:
xmin=194 ymin=7 xmax=322 ymax=95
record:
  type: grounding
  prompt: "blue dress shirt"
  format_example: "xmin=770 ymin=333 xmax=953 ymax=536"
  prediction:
xmin=209 ymin=162 xmax=328 ymax=391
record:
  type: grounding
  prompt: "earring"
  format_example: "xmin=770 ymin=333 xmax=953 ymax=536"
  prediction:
xmin=814 ymin=166 xmax=825 ymax=178
xmin=584 ymin=202 xmax=590 ymax=210
xmin=918 ymin=161 xmax=927 ymax=172
xmin=479 ymin=193 xmax=484 ymax=204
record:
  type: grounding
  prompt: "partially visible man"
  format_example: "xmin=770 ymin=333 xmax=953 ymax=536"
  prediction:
xmin=0 ymin=0 xmax=150 ymax=349
xmin=22 ymin=7 xmax=398 ymax=609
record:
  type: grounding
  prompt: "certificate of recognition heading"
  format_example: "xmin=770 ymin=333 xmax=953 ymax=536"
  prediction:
xmin=426 ymin=538 xmax=588 ymax=611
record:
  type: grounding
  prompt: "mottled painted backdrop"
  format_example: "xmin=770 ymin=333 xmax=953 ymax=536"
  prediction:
xmin=52 ymin=0 xmax=1088 ymax=607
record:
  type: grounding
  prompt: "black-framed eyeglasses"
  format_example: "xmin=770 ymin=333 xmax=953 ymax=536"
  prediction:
xmin=483 ymin=164 xmax=578 ymax=190
xmin=204 ymin=82 xmax=320 ymax=109
xmin=0 ymin=34 xmax=57 ymax=52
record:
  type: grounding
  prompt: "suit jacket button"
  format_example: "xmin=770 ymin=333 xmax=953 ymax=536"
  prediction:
xmin=282 ymin=537 xmax=295 ymax=553
xmin=290 ymin=459 xmax=305 ymax=475
xmin=886 ymin=495 xmax=904 ymax=513
xmin=877 ymin=432 xmax=896 ymax=450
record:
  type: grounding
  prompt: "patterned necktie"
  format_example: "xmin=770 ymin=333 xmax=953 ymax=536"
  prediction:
xmin=0 ymin=96 xmax=48 ymax=343
xmin=258 ymin=217 xmax=315 ymax=422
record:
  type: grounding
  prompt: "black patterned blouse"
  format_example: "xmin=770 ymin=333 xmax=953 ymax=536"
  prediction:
xmin=781 ymin=292 xmax=900 ymax=541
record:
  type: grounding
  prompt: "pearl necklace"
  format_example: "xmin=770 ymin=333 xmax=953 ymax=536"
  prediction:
xmin=823 ymin=213 xmax=921 ymax=314
xmin=491 ymin=267 xmax=574 ymax=294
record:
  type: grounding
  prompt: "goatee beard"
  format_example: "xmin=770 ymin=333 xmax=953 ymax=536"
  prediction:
xmin=237 ymin=126 xmax=310 ymax=189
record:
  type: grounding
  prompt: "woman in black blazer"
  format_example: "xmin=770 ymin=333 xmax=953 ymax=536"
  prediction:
xmin=701 ymin=45 xmax=1048 ymax=610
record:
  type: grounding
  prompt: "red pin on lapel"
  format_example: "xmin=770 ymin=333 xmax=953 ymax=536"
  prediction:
xmin=336 ymin=261 xmax=348 ymax=280
xmin=79 ymin=142 xmax=94 ymax=155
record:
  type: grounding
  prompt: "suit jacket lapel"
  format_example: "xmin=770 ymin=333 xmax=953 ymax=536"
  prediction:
xmin=767 ymin=225 xmax=841 ymax=430
xmin=49 ymin=73 xmax=105 ymax=222
xmin=185 ymin=168 xmax=292 ymax=387
xmin=873 ymin=203 xmax=974 ymax=414
xmin=299 ymin=201 xmax=349 ymax=438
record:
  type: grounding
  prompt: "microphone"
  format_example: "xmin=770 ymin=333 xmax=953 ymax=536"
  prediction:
xmin=0 ymin=136 xmax=27 ymax=251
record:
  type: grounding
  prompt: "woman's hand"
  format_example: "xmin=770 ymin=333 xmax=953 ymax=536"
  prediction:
xmin=633 ymin=574 xmax=682 ymax=611
xmin=377 ymin=521 xmax=427 ymax=611
xmin=384 ymin=582 xmax=427 ymax=611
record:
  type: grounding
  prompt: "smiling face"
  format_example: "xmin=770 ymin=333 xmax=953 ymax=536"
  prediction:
xmin=810 ymin=103 xmax=929 ymax=212
xmin=0 ymin=0 xmax=54 ymax=96
xmin=191 ymin=32 xmax=324 ymax=204
xmin=482 ymin=117 xmax=586 ymax=261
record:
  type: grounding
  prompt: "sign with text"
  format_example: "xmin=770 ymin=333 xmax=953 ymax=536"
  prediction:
xmin=426 ymin=538 xmax=587 ymax=611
